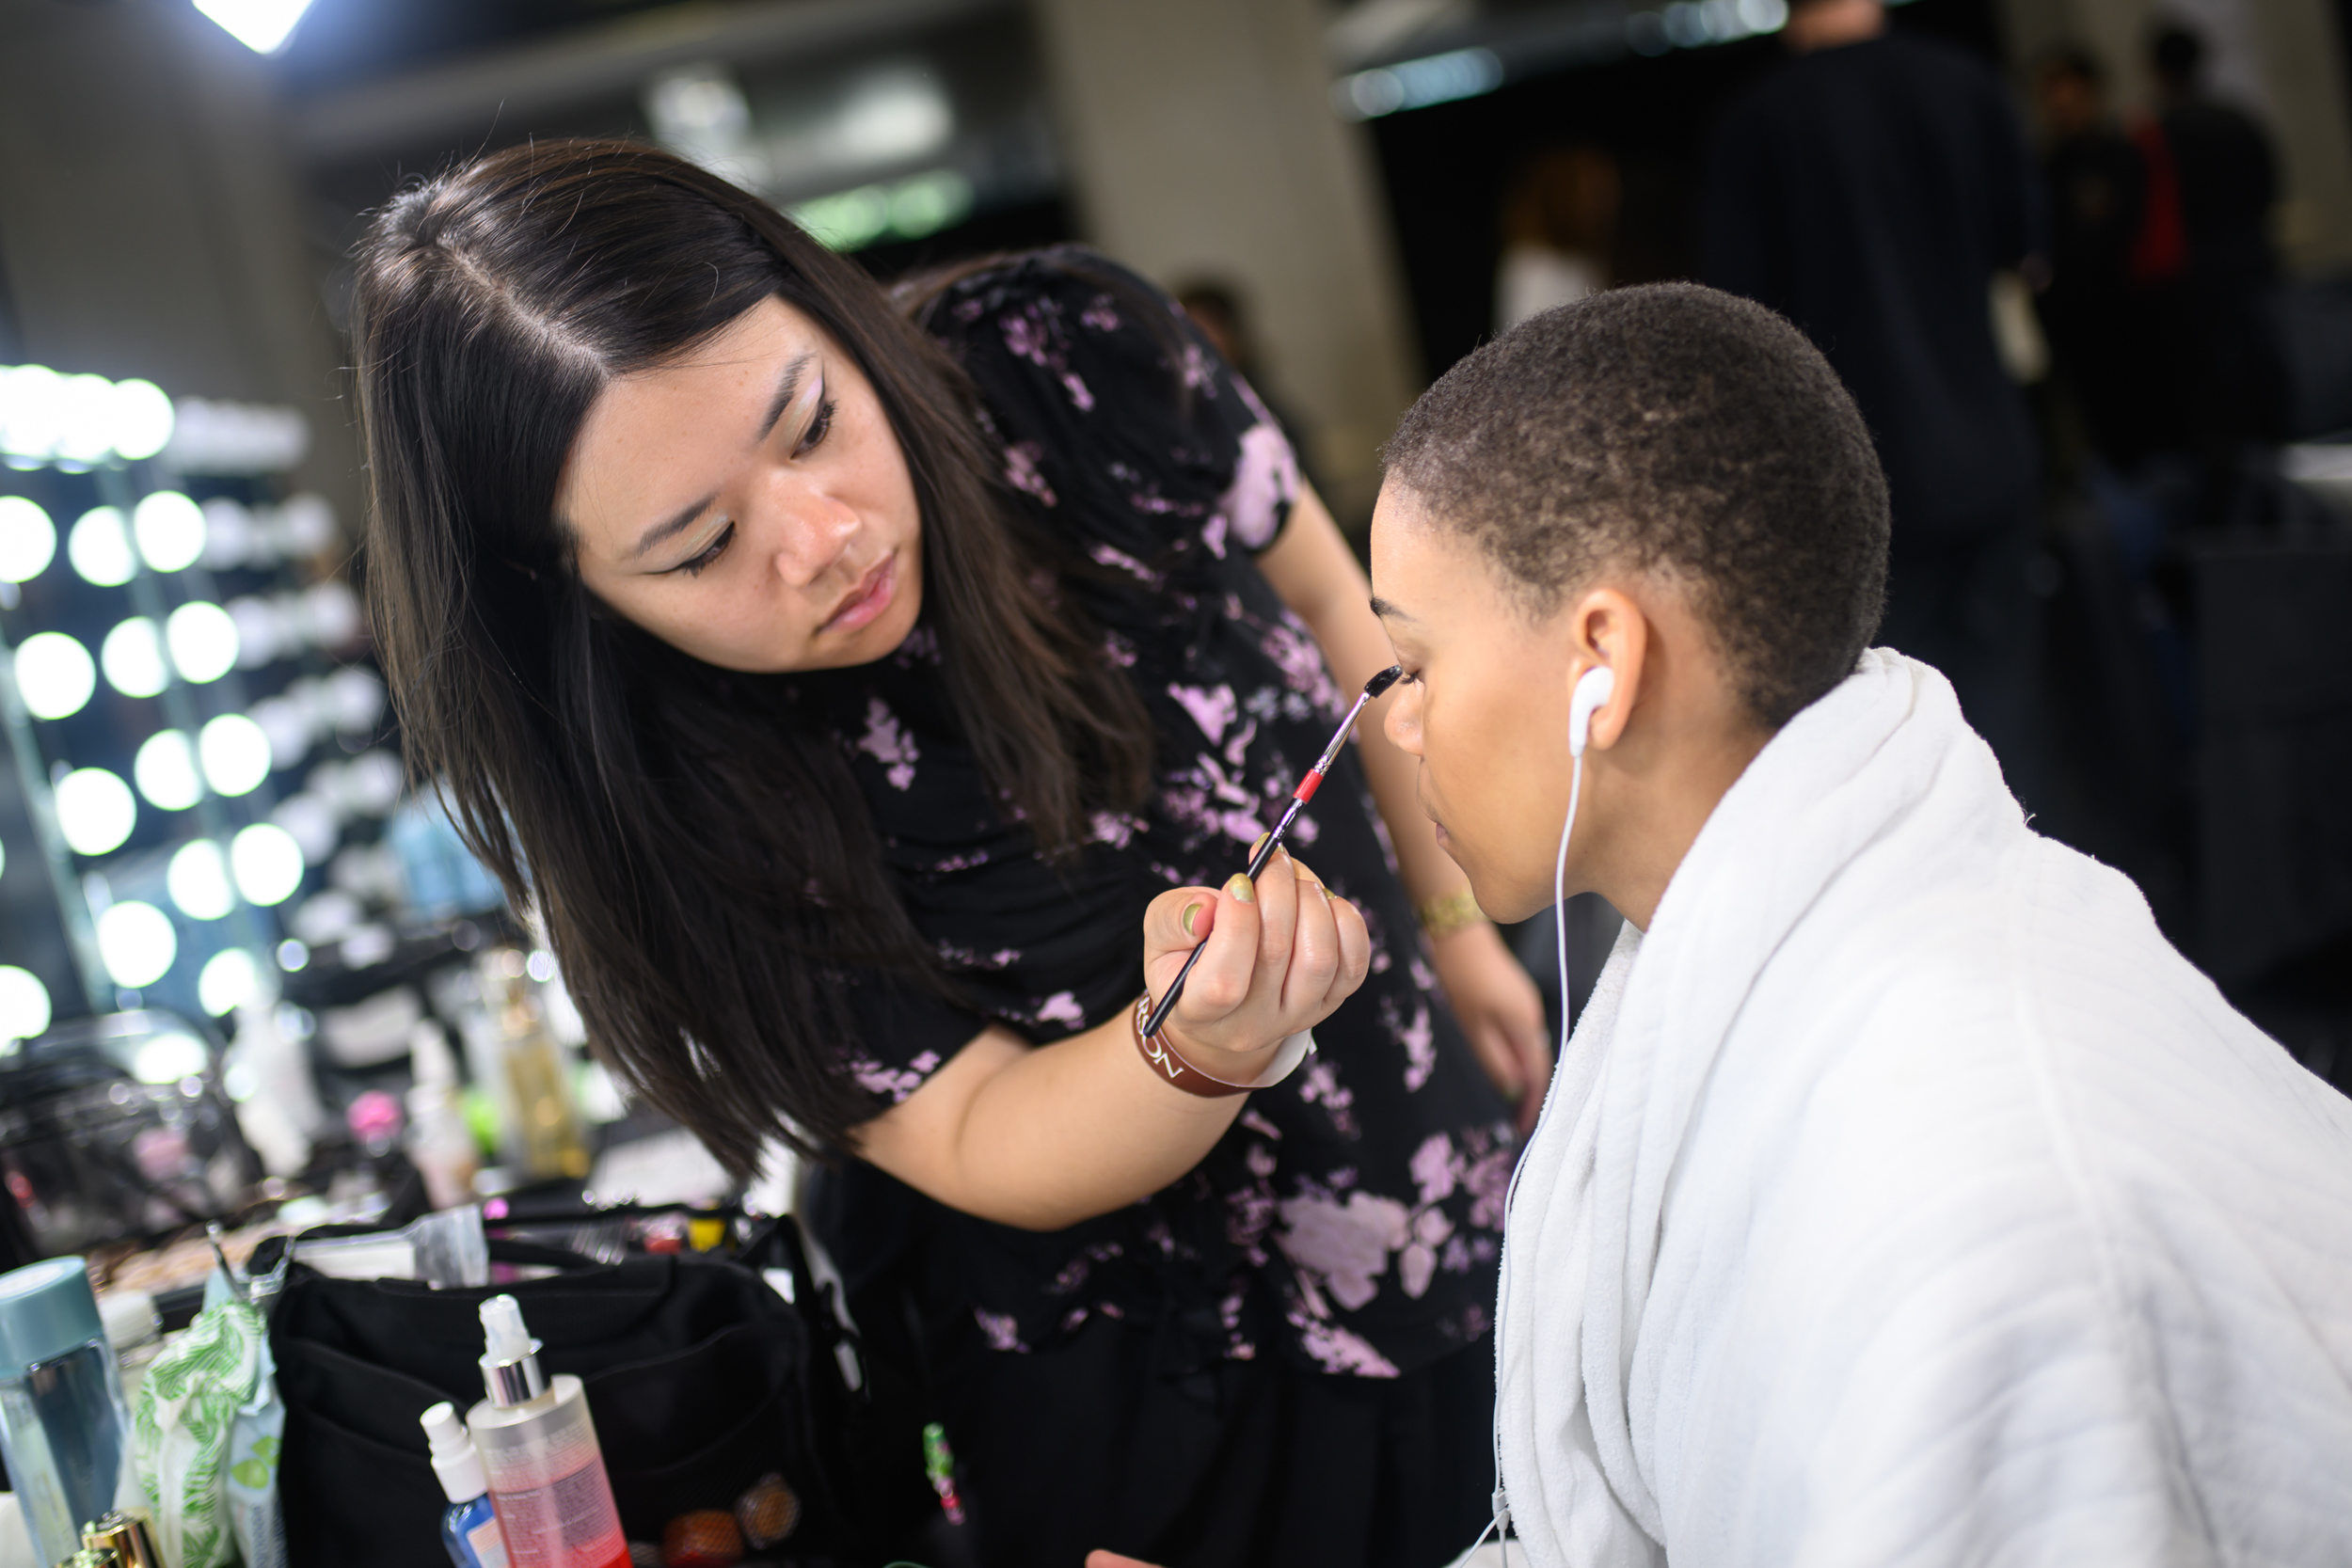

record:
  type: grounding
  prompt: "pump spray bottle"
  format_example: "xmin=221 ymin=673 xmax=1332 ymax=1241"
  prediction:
xmin=464 ymin=1296 xmax=628 ymax=1568
xmin=421 ymin=1402 xmax=510 ymax=1568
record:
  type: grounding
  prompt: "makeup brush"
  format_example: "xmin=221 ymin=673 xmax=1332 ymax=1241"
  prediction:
xmin=1141 ymin=665 xmax=1405 ymax=1040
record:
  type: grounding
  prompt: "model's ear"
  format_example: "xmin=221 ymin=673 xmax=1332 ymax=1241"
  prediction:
xmin=1558 ymin=586 xmax=1645 ymax=755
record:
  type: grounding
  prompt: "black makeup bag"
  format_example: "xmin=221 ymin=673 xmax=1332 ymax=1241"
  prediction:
xmin=256 ymin=1213 xmax=939 ymax=1566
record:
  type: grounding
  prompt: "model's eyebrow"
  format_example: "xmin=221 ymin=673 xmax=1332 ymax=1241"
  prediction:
xmin=1368 ymin=594 xmax=1417 ymax=623
xmin=628 ymin=353 xmax=818 ymax=560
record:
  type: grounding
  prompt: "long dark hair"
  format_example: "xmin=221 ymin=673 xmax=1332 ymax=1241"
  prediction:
xmin=354 ymin=140 xmax=1153 ymax=1176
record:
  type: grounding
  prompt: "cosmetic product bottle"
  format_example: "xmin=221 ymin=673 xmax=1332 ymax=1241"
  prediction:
xmin=421 ymin=1402 xmax=511 ymax=1568
xmin=79 ymin=1509 xmax=161 ymax=1568
xmin=405 ymin=1022 xmax=481 ymax=1212
xmin=0 ymin=1259 xmax=131 ymax=1567
xmin=463 ymin=951 xmax=588 ymax=1183
xmin=95 ymin=1292 xmax=161 ymax=1409
xmin=464 ymin=1296 xmax=627 ymax=1568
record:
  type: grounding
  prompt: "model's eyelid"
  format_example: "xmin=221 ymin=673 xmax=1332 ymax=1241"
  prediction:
xmin=795 ymin=388 xmax=835 ymax=455
xmin=775 ymin=373 xmax=824 ymax=445
xmin=657 ymin=518 xmax=733 ymax=576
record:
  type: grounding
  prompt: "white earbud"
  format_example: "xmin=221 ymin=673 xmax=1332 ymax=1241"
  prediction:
xmin=1567 ymin=665 xmax=1615 ymax=758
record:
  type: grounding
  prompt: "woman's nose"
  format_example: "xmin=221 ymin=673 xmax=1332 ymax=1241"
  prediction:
xmin=769 ymin=491 xmax=860 ymax=590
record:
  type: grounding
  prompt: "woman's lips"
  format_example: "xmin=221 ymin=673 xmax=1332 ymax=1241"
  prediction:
xmin=823 ymin=553 xmax=896 ymax=634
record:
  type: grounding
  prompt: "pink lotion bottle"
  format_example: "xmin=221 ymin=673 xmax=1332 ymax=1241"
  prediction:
xmin=464 ymin=1295 xmax=629 ymax=1568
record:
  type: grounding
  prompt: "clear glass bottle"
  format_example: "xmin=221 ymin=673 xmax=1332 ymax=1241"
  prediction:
xmin=469 ymin=950 xmax=587 ymax=1183
xmin=0 ymin=1259 xmax=131 ymax=1565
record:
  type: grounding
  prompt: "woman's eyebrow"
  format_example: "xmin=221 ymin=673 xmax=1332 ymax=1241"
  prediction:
xmin=629 ymin=352 xmax=818 ymax=560
xmin=632 ymin=491 xmax=720 ymax=560
xmin=1369 ymin=594 xmax=1417 ymax=624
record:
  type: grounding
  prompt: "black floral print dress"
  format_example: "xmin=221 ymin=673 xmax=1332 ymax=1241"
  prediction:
xmin=802 ymin=251 xmax=1511 ymax=1385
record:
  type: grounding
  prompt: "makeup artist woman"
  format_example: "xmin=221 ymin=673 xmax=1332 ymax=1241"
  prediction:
xmin=353 ymin=141 xmax=1541 ymax=1568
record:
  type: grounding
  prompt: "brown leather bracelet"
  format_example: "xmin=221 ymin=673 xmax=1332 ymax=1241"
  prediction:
xmin=1131 ymin=995 xmax=1315 ymax=1098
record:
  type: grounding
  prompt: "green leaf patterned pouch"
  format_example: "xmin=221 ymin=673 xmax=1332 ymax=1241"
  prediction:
xmin=133 ymin=1298 xmax=264 ymax=1568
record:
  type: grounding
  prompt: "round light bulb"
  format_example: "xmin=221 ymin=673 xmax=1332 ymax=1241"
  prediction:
xmin=166 ymin=600 xmax=239 ymax=684
xmin=96 ymin=900 xmax=177 ymax=989
xmin=135 ymin=730 xmax=203 ymax=810
xmin=0 ymin=965 xmax=51 ymax=1042
xmin=199 ymin=713 xmax=271 ymax=797
xmin=198 ymin=948 xmax=260 ymax=1015
xmin=248 ymin=695 xmax=312 ymax=768
xmin=273 ymin=793 xmax=341 ymax=863
xmin=55 ymin=767 xmax=136 ymax=856
xmin=68 ymin=506 xmax=135 ymax=587
xmin=133 ymin=490 xmax=206 ymax=572
xmin=56 ymin=374 xmax=118 ymax=466
xmin=109 ymin=379 xmax=176 ymax=462
xmin=0 ymin=366 xmax=65 ymax=462
xmin=199 ymin=497 xmax=254 ymax=569
xmin=0 ymin=496 xmax=56 ymax=582
xmin=131 ymin=1030 xmax=206 ymax=1084
xmin=227 ymin=595 xmax=282 ymax=667
xmin=0 ymin=968 xmax=49 ymax=1043
xmin=13 ymin=632 xmax=96 ymax=720
xmin=168 ymin=839 xmax=235 ymax=920
xmin=101 ymin=616 xmax=168 ymax=699
xmin=324 ymin=665 xmax=386 ymax=733
xmin=230 ymin=822 xmax=304 ymax=906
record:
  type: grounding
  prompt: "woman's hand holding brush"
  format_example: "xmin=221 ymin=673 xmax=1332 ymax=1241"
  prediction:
xmin=1140 ymin=846 xmax=1369 ymax=1080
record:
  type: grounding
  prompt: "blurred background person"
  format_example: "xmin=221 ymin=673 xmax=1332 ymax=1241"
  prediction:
xmin=1703 ymin=0 xmax=2043 ymax=798
xmin=1174 ymin=277 xmax=1325 ymax=497
xmin=1492 ymin=145 xmax=1620 ymax=332
xmin=2036 ymin=45 xmax=2164 ymax=476
xmin=2134 ymin=22 xmax=2289 ymax=525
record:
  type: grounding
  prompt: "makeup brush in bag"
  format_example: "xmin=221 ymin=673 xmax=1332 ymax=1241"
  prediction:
xmin=1141 ymin=665 xmax=1404 ymax=1039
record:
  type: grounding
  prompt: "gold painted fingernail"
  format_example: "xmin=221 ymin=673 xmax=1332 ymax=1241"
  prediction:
xmin=1182 ymin=901 xmax=1202 ymax=936
xmin=1226 ymin=874 xmax=1255 ymax=904
xmin=1249 ymin=832 xmax=1270 ymax=858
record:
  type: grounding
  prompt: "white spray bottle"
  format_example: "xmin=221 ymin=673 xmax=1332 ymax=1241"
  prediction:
xmin=463 ymin=1295 xmax=628 ymax=1568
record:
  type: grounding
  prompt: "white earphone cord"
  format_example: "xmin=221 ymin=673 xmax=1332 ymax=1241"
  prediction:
xmin=1483 ymin=737 xmax=1587 ymax=1568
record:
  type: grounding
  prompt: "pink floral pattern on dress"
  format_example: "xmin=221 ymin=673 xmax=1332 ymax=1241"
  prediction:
xmin=813 ymin=250 xmax=1510 ymax=1382
xmin=1168 ymin=683 xmax=1237 ymax=744
xmin=1005 ymin=440 xmax=1057 ymax=505
xmin=855 ymin=698 xmax=918 ymax=790
xmin=849 ymin=1049 xmax=942 ymax=1103
xmin=1224 ymin=420 xmax=1300 ymax=551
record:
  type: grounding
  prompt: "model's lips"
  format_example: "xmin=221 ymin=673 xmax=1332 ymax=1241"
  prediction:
xmin=822 ymin=553 xmax=896 ymax=634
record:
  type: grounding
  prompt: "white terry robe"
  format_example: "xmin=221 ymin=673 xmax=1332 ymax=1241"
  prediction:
xmin=1495 ymin=650 xmax=2352 ymax=1568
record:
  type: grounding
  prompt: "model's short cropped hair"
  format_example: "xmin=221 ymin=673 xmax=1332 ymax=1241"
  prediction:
xmin=1382 ymin=282 xmax=1889 ymax=730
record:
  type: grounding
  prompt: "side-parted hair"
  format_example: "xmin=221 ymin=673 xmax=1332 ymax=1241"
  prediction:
xmin=1382 ymin=283 xmax=1889 ymax=729
xmin=355 ymin=140 xmax=1152 ymax=1176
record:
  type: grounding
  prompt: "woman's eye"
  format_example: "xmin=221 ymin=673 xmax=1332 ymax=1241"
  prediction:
xmin=796 ymin=398 xmax=836 ymax=457
xmin=672 ymin=520 xmax=735 ymax=578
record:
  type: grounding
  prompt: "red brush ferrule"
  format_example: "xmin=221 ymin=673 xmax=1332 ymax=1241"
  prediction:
xmin=1293 ymin=769 xmax=1326 ymax=803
